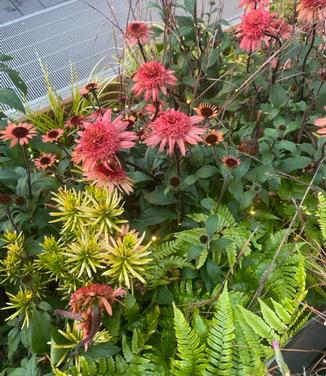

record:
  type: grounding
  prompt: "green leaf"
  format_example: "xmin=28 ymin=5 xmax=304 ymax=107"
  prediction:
xmin=269 ymin=85 xmax=288 ymax=108
xmin=279 ymin=156 xmax=311 ymax=173
xmin=0 ymin=65 xmax=27 ymax=95
xmin=183 ymin=174 xmax=198 ymax=187
xmin=196 ymin=247 xmax=208 ymax=269
xmin=145 ymin=189 xmax=178 ymax=205
xmin=206 ymin=215 xmax=220 ymax=239
xmin=196 ymin=165 xmax=218 ymax=179
xmin=184 ymin=0 xmax=195 ymax=14
xmin=0 ymin=54 xmax=13 ymax=61
xmin=82 ymin=342 xmax=120 ymax=360
xmin=0 ymin=88 xmax=25 ymax=113
xmin=7 ymin=327 xmax=21 ymax=360
xmin=31 ymin=308 xmax=51 ymax=353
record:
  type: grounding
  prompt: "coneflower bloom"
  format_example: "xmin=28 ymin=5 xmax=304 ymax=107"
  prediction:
xmin=83 ymin=160 xmax=134 ymax=194
xmin=203 ymin=130 xmax=224 ymax=146
xmin=297 ymin=0 xmax=326 ymax=22
xmin=239 ymin=0 xmax=270 ymax=10
xmin=69 ymin=284 xmax=126 ymax=317
xmin=314 ymin=109 xmax=326 ymax=135
xmin=144 ymin=109 xmax=204 ymax=155
xmin=222 ymin=155 xmax=241 ymax=169
xmin=0 ymin=123 xmax=37 ymax=147
xmin=132 ymin=61 xmax=177 ymax=101
xmin=34 ymin=153 xmax=57 ymax=169
xmin=237 ymin=8 xmax=274 ymax=52
xmin=42 ymin=128 xmax=64 ymax=143
xmin=125 ymin=21 xmax=152 ymax=45
xmin=193 ymin=103 xmax=219 ymax=122
xmin=270 ymin=18 xmax=292 ymax=40
xmin=73 ymin=109 xmax=136 ymax=169
xmin=65 ymin=115 xmax=85 ymax=129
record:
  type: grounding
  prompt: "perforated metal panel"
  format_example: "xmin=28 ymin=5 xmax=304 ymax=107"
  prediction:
xmin=1 ymin=0 xmax=241 ymax=114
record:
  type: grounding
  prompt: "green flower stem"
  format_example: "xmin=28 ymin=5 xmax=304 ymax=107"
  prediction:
xmin=57 ymin=142 xmax=71 ymax=158
xmin=121 ymin=157 xmax=160 ymax=182
xmin=22 ymin=145 xmax=32 ymax=199
xmin=137 ymin=39 xmax=148 ymax=62
xmin=92 ymin=91 xmax=102 ymax=111
xmin=4 ymin=206 xmax=19 ymax=233
xmin=218 ymin=171 xmax=230 ymax=205
xmin=299 ymin=23 xmax=317 ymax=100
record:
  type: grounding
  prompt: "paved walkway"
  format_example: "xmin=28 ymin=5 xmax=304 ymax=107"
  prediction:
xmin=0 ymin=0 xmax=69 ymax=24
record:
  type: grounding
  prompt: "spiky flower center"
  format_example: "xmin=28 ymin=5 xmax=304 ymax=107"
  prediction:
xmin=47 ymin=130 xmax=60 ymax=139
xmin=12 ymin=126 xmax=28 ymax=138
xmin=153 ymin=110 xmax=191 ymax=139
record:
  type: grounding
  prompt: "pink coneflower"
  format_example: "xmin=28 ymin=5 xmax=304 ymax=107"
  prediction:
xmin=84 ymin=109 xmax=106 ymax=123
xmin=144 ymin=109 xmax=204 ymax=155
xmin=42 ymin=128 xmax=64 ymax=143
xmin=69 ymin=284 xmax=126 ymax=316
xmin=314 ymin=108 xmax=326 ymax=135
xmin=222 ymin=155 xmax=241 ymax=169
xmin=73 ymin=109 xmax=136 ymax=169
xmin=145 ymin=101 xmax=163 ymax=114
xmin=203 ymin=130 xmax=224 ymax=146
xmin=238 ymin=8 xmax=274 ymax=52
xmin=239 ymin=0 xmax=269 ymax=10
xmin=34 ymin=153 xmax=56 ymax=169
xmin=270 ymin=18 xmax=292 ymax=40
xmin=125 ymin=22 xmax=152 ymax=45
xmin=83 ymin=159 xmax=134 ymax=194
xmin=132 ymin=61 xmax=177 ymax=101
xmin=0 ymin=123 xmax=37 ymax=147
xmin=68 ymin=284 xmax=125 ymax=350
xmin=297 ymin=0 xmax=326 ymax=22
xmin=65 ymin=115 xmax=85 ymax=129
xmin=193 ymin=103 xmax=219 ymax=122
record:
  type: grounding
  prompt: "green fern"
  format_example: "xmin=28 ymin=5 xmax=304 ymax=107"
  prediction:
xmin=172 ymin=304 xmax=207 ymax=375
xmin=205 ymin=285 xmax=235 ymax=375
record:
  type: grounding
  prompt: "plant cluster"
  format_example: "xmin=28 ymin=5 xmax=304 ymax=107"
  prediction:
xmin=0 ymin=0 xmax=325 ymax=374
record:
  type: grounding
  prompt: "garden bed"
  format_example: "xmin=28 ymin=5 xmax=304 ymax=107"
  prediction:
xmin=0 ymin=0 xmax=326 ymax=375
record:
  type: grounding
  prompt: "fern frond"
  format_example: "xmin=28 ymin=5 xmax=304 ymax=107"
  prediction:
xmin=239 ymin=306 xmax=278 ymax=342
xmin=205 ymin=286 xmax=235 ymax=375
xmin=258 ymin=299 xmax=287 ymax=333
xmin=233 ymin=310 xmax=267 ymax=376
xmin=172 ymin=304 xmax=207 ymax=375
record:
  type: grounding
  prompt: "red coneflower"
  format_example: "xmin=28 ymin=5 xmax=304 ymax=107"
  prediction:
xmin=83 ymin=159 xmax=134 ymax=194
xmin=65 ymin=115 xmax=85 ymax=129
xmin=193 ymin=103 xmax=219 ymax=122
xmin=34 ymin=153 xmax=57 ymax=170
xmin=42 ymin=128 xmax=64 ymax=143
xmin=237 ymin=8 xmax=274 ymax=52
xmin=125 ymin=21 xmax=152 ymax=45
xmin=297 ymin=0 xmax=326 ymax=22
xmin=144 ymin=109 xmax=205 ymax=155
xmin=270 ymin=18 xmax=292 ymax=40
xmin=69 ymin=284 xmax=126 ymax=317
xmin=239 ymin=0 xmax=269 ymax=10
xmin=203 ymin=130 xmax=224 ymax=146
xmin=0 ymin=123 xmax=37 ymax=147
xmin=73 ymin=109 xmax=136 ymax=169
xmin=222 ymin=155 xmax=241 ymax=169
xmin=68 ymin=284 xmax=125 ymax=350
xmin=132 ymin=61 xmax=177 ymax=102
xmin=314 ymin=108 xmax=326 ymax=135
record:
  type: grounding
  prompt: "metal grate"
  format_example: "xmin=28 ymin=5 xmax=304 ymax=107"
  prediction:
xmin=1 ymin=0 xmax=131 ymax=113
xmin=1 ymin=0 xmax=241 ymax=115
